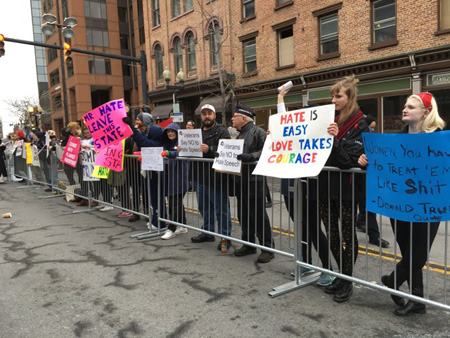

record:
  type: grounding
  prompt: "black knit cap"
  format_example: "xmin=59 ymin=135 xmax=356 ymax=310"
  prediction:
xmin=235 ymin=104 xmax=255 ymax=118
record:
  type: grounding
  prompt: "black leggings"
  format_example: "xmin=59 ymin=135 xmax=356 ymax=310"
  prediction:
xmin=319 ymin=199 xmax=358 ymax=276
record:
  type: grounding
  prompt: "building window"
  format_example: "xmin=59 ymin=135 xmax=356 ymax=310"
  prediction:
xmin=49 ymin=69 xmax=60 ymax=87
xmin=48 ymin=47 xmax=58 ymax=64
xmin=86 ymin=28 xmax=109 ymax=47
xmin=154 ymin=44 xmax=164 ymax=80
xmin=242 ymin=0 xmax=255 ymax=19
xmin=173 ymin=37 xmax=183 ymax=74
xmin=319 ymin=14 xmax=338 ymax=56
xmin=186 ymin=32 xmax=197 ymax=72
xmin=137 ymin=0 xmax=143 ymax=17
xmin=208 ymin=21 xmax=221 ymax=69
xmin=84 ymin=0 xmax=107 ymax=19
xmin=152 ymin=0 xmax=160 ymax=27
xmin=243 ymin=38 xmax=257 ymax=73
xmin=118 ymin=7 xmax=128 ymax=23
xmin=139 ymin=27 xmax=145 ymax=45
xmin=88 ymin=57 xmax=111 ymax=75
xmin=278 ymin=26 xmax=294 ymax=67
xmin=277 ymin=0 xmax=291 ymax=4
xmin=439 ymin=0 xmax=450 ymax=32
xmin=184 ymin=0 xmax=193 ymax=12
xmin=120 ymin=34 xmax=129 ymax=50
xmin=122 ymin=61 xmax=131 ymax=77
xmin=372 ymin=0 xmax=396 ymax=45
xmin=172 ymin=0 xmax=181 ymax=17
xmin=53 ymin=95 xmax=62 ymax=109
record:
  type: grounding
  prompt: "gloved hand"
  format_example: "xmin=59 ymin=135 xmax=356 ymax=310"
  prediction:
xmin=213 ymin=152 xmax=220 ymax=158
xmin=161 ymin=151 xmax=169 ymax=157
xmin=122 ymin=117 xmax=133 ymax=127
xmin=236 ymin=153 xmax=252 ymax=162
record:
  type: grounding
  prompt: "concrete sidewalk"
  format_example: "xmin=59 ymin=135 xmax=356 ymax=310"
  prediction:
xmin=0 ymin=181 xmax=449 ymax=338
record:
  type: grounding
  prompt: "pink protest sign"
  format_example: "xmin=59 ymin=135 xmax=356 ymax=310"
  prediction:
xmin=94 ymin=140 xmax=124 ymax=172
xmin=61 ymin=136 xmax=81 ymax=168
xmin=83 ymin=98 xmax=132 ymax=152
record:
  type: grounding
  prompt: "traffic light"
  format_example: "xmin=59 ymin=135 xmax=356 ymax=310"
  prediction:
xmin=63 ymin=42 xmax=72 ymax=64
xmin=0 ymin=34 xmax=5 ymax=57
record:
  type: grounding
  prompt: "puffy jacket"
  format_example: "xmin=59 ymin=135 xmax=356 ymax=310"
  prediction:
xmin=162 ymin=123 xmax=189 ymax=196
xmin=192 ymin=122 xmax=231 ymax=187
xmin=130 ymin=124 xmax=164 ymax=149
xmin=319 ymin=111 xmax=369 ymax=201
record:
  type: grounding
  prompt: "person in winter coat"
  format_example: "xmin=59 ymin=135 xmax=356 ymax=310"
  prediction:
xmin=159 ymin=123 xmax=189 ymax=239
xmin=231 ymin=104 xmax=274 ymax=263
xmin=359 ymin=92 xmax=446 ymax=316
xmin=319 ymin=75 xmax=370 ymax=303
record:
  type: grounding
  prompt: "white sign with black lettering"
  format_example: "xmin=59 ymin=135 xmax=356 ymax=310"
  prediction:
xmin=213 ymin=139 xmax=244 ymax=175
xmin=178 ymin=129 xmax=203 ymax=157
xmin=141 ymin=147 xmax=164 ymax=171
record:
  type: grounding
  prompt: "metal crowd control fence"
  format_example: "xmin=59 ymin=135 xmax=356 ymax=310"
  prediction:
xmin=5 ymin=149 xmax=449 ymax=312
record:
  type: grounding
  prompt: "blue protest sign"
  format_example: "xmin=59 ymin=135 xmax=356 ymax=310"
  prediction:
xmin=363 ymin=131 xmax=450 ymax=223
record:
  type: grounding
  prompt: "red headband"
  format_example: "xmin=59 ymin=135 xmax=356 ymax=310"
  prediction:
xmin=417 ymin=92 xmax=433 ymax=111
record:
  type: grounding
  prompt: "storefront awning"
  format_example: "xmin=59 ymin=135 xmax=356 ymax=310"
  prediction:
xmin=151 ymin=104 xmax=173 ymax=119
xmin=195 ymin=96 xmax=226 ymax=115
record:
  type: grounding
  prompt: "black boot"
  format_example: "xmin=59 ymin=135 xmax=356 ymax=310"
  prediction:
xmin=381 ymin=274 xmax=406 ymax=306
xmin=324 ymin=277 xmax=343 ymax=294
xmin=333 ymin=280 xmax=353 ymax=303
xmin=395 ymin=271 xmax=426 ymax=316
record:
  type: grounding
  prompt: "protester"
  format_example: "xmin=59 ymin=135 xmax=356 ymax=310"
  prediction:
xmin=277 ymin=89 xmax=334 ymax=284
xmin=318 ymin=75 xmax=370 ymax=302
xmin=190 ymin=104 xmax=233 ymax=249
xmin=46 ymin=130 xmax=60 ymax=192
xmin=186 ymin=120 xmax=195 ymax=129
xmin=0 ymin=139 xmax=7 ymax=183
xmin=160 ymin=123 xmax=189 ymax=239
xmin=66 ymin=122 xmax=84 ymax=203
xmin=123 ymin=112 xmax=166 ymax=230
xmin=77 ymin=127 xmax=99 ymax=207
xmin=359 ymin=92 xmax=446 ymax=316
xmin=231 ymin=104 xmax=274 ymax=263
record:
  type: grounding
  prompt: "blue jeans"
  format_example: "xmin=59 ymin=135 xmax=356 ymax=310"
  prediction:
xmin=195 ymin=182 xmax=232 ymax=237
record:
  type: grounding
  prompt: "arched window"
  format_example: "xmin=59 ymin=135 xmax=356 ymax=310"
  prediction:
xmin=208 ymin=20 xmax=221 ymax=68
xmin=173 ymin=37 xmax=183 ymax=74
xmin=186 ymin=32 xmax=196 ymax=72
xmin=154 ymin=44 xmax=163 ymax=80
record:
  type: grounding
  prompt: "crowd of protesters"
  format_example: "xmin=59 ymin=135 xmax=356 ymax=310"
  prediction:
xmin=1 ymin=75 xmax=447 ymax=316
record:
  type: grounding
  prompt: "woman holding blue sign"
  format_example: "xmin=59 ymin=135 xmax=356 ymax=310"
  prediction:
xmin=360 ymin=92 xmax=446 ymax=316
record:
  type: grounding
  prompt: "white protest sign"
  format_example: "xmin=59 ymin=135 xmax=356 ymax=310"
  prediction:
xmin=16 ymin=141 xmax=23 ymax=156
xmin=22 ymin=142 xmax=27 ymax=159
xmin=81 ymin=150 xmax=100 ymax=181
xmin=253 ymin=104 xmax=335 ymax=178
xmin=178 ymin=129 xmax=203 ymax=157
xmin=32 ymin=145 xmax=40 ymax=167
xmin=141 ymin=147 xmax=164 ymax=171
xmin=213 ymin=139 xmax=244 ymax=174
xmin=45 ymin=133 xmax=50 ymax=158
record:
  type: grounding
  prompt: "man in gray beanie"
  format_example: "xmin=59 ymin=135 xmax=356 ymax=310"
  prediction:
xmin=136 ymin=113 xmax=154 ymax=130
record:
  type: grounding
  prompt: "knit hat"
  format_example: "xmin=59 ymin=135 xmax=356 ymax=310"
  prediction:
xmin=235 ymin=104 xmax=255 ymax=119
xmin=17 ymin=131 xmax=25 ymax=139
xmin=136 ymin=112 xmax=154 ymax=128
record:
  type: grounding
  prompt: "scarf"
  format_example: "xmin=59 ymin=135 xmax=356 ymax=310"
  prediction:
xmin=335 ymin=109 xmax=364 ymax=140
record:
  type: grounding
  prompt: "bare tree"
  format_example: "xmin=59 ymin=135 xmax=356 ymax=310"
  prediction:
xmin=3 ymin=96 xmax=40 ymax=126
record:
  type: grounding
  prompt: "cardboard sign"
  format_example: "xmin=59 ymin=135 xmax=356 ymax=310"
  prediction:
xmin=141 ymin=147 xmax=164 ymax=171
xmin=253 ymin=105 xmax=335 ymax=178
xmin=81 ymin=150 xmax=100 ymax=181
xmin=83 ymin=99 xmax=132 ymax=152
xmin=25 ymin=143 xmax=33 ymax=165
xmin=94 ymin=140 xmax=124 ymax=172
xmin=16 ymin=141 xmax=23 ymax=156
xmin=92 ymin=165 xmax=110 ymax=179
xmin=213 ymin=139 xmax=244 ymax=174
xmin=178 ymin=129 xmax=203 ymax=157
xmin=364 ymin=132 xmax=450 ymax=222
xmin=31 ymin=145 xmax=40 ymax=167
xmin=61 ymin=136 xmax=81 ymax=168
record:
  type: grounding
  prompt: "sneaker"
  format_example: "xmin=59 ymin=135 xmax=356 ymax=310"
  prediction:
xmin=257 ymin=251 xmax=274 ymax=263
xmin=175 ymin=227 xmax=188 ymax=234
xmin=161 ymin=229 xmax=176 ymax=240
xmin=116 ymin=211 xmax=131 ymax=217
xmin=190 ymin=234 xmax=215 ymax=243
xmin=100 ymin=206 xmax=114 ymax=212
xmin=147 ymin=223 xmax=166 ymax=231
xmin=234 ymin=245 xmax=257 ymax=256
xmin=96 ymin=205 xmax=105 ymax=210
xmin=44 ymin=187 xmax=52 ymax=192
xmin=317 ymin=272 xmax=336 ymax=286
xmin=290 ymin=266 xmax=315 ymax=277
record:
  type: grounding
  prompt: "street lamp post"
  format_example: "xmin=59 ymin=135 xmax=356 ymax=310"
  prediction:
xmin=41 ymin=7 xmax=77 ymax=127
xmin=163 ymin=68 xmax=185 ymax=106
xmin=27 ymin=105 xmax=43 ymax=129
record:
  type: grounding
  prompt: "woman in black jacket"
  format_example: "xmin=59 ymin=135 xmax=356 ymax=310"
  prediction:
xmin=359 ymin=92 xmax=446 ymax=316
xmin=319 ymin=75 xmax=370 ymax=303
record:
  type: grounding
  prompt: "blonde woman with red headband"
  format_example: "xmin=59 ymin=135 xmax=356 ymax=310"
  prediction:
xmin=359 ymin=92 xmax=446 ymax=316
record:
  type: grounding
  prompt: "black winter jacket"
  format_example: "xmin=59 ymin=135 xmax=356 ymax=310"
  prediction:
xmin=319 ymin=114 xmax=369 ymax=201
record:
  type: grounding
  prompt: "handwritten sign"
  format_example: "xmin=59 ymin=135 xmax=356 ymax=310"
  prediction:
xmin=81 ymin=150 xmax=99 ymax=181
xmin=92 ymin=165 xmax=110 ymax=179
xmin=364 ymin=132 xmax=450 ymax=222
xmin=83 ymin=99 xmax=132 ymax=151
xmin=61 ymin=136 xmax=81 ymax=168
xmin=253 ymin=105 xmax=335 ymax=178
xmin=178 ymin=129 xmax=203 ymax=157
xmin=16 ymin=141 xmax=23 ymax=156
xmin=141 ymin=147 xmax=164 ymax=171
xmin=213 ymin=139 xmax=244 ymax=174
xmin=94 ymin=140 xmax=124 ymax=172
xmin=31 ymin=145 xmax=40 ymax=167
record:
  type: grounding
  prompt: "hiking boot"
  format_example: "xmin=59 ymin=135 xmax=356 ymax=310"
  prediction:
xmin=234 ymin=245 xmax=257 ymax=257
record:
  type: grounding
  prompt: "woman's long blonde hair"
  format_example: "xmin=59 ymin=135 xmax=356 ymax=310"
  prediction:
xmin=330 ymin=75 xmax=360 ymax=127
xmin=408 ymin=94 xmax=446 ymax=133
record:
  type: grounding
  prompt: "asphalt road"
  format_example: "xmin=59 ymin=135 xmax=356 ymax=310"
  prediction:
xmin=1 ymin=181 xmax=450 ymax=338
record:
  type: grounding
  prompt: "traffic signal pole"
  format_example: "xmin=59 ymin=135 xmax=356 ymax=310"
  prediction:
xmin=3 ymin=36 xmax=148 ymax=124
